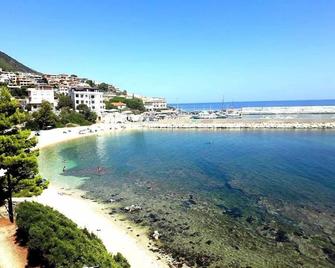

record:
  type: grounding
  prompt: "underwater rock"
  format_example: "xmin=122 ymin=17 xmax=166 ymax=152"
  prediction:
xmin=226 ymin=207 xmax=243 ymax=218
xmin=275 ymin=229 xmax=290 ymax=242
xmin=123 ymin=204 xmax=142 ymax=212
xmin=188 ymin=194 xmax=197 ymax=205
xmin=246 ymin=215 xmax=255 ymax=224
xmin=323 ymin=247 xmax=335 ymax=263
xmin=148 ymin=213 xmax=159 ymax=222
xmin=152 ymin=230 xmax=160 ymax=240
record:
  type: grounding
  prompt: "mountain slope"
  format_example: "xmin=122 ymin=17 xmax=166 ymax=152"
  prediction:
xmin=0 ymin=51 xmax=39 ymax=74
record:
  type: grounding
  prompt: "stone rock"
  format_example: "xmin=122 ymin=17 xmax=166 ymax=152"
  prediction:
xmin=152 ymin=230 xmax=160 ymax=240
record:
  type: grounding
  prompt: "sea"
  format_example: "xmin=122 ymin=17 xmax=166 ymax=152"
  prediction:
xmin=170 ymin=99 xmax=335 ymax=111
xmin=39 ymin=129 xmax=335 ymax=267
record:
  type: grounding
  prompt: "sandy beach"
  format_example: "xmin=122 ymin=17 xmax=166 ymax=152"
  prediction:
xmin=9 ymin=117 xmax=334 ymax=267
xmin=35 ymin=123 xmax=138 ymax=149
xmin=19 ymin=124 xmax=170 ymax=268
xmin=31 ymin=187 xmax=170 ymax=268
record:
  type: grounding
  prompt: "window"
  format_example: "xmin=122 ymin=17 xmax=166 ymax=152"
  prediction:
xmin=76 ymin=100 xmax=79 ymax=104
xmin=76 ymin=94 xmax=79 ymax=97
xmin=81 ymin=100 xmax=84 ymax=104
xmin=91 ymin=95 xmax=95 ymax=98
xmin=92 ymin=106 xmax=95 ymax=109
xmin=80 ymin=94 xmax=83 ymax=98
xmin=92 ymin=101 xmax=95 ymax=104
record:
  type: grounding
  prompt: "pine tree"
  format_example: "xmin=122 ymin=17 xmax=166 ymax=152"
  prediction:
xmin=0 ymin=86 xmax=43 ymax=222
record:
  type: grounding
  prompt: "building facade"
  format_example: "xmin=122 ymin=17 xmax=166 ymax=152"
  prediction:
xmin=27 ymin=84 xmax=55 ymax=111
xmin=142 ymin=97 xmax=167 ymax=111
xmin=70 ymin=88 xmax=105 ymax=115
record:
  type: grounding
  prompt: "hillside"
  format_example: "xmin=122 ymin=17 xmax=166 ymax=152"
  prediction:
xmin=0 ymin=51 xmax=39 ymax=73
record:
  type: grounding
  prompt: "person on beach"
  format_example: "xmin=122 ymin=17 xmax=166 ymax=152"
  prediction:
xmin=63 ymin=166 xmax=66 ymax=172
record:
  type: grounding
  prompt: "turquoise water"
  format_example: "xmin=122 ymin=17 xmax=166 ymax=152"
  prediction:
xmin=39 ymin=130 xmax=335 ymax=267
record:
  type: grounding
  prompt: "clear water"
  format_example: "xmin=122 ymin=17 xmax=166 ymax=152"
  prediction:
xmin=39 ymin=130 xmax=335 ymax=267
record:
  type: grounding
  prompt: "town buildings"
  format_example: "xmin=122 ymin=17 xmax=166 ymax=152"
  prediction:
xmin=142 ymin=97 xmax=167 ymax=111
xmin=70 ymin=87 xmax=105 ymax=115
xmin=27 ymin=84 xmax=55 ymax=111
xmin=0 ymin=69 xmax=168 ymax=118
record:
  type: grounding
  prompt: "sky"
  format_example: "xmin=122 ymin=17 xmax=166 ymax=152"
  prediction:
xmin=1 ymin=0 xmax=335 ymax=103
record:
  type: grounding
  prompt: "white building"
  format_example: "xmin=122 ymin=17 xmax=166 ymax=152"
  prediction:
xmin=56 ymin=86 xmax=71 ymax=96
xmin=27 ymin=84 xmax=55 ymax=111
xmin=70 ymin=88 xmax=105 ymax=115
xmin=142 ymin=97 xmax=167 ymax=111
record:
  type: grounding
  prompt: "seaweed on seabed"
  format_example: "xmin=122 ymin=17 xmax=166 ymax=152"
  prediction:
xmin=323 ymin=247 xmax=335 ymax=264
xmin=275 ymin=229 xmax=289 ymax=242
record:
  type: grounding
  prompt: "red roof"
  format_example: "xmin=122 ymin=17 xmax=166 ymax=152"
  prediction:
xmin=112 ymin=102 xmax=126 ymax=107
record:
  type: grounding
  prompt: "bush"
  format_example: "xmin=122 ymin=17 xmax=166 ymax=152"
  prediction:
xmin=59 ymin=108 xmax=92 ymax=126
xmin=16 ymin=202 xmax=130 ymax=268
xmin=106 ymin=96 xmax=145 ymax=112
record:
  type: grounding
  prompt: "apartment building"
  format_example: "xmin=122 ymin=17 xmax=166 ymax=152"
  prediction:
xmin=27 ymin=84 xmax=55 ymax=111
xmin=70 ymin=88 xmax=105 ymax=115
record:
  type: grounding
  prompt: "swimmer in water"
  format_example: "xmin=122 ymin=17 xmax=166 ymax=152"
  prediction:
xmin=63 ymin=166 xmax=66 ymax=172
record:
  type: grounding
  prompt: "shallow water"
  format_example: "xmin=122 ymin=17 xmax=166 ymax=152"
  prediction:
xmin=39 ymin=130 xmax=335 ymax=267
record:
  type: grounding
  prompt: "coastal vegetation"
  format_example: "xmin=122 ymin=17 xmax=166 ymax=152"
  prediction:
xmin=56 ymin=94 xmax=73 ymax=110
xmin=26 ymin=99 xmax=97 ymax=130
xmin=105 ymin=96 xmax=145 ymax=112
xmin=16 ymin=201 xmax=130 ymax=268
xmin=0 ymin=86 xmax=47 ymax=222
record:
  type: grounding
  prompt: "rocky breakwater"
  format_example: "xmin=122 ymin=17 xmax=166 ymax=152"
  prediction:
xmin=142 ymin=119 xmax=335 ymax=129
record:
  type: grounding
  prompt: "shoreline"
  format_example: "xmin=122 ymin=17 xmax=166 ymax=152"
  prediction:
xmin=31 ymin=124 xmax=171 ymax=268
xmin=30 ymin=119 xmax=335 ymax=268
xmin=35 ymin=123 xmax=141 ymax=149
xmin=14 ymin=185 xmax=170 ymax=268
xmin=35 ymin=117 xmax=335 ymax=151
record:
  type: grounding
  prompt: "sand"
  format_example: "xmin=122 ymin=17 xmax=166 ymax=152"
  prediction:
xmin=31 ymin=187 xmax=170 ymax=268
xmin=35 ymin=123 xmax=139 ymax=149
xmin=9 ymin=123 xmax=170 ymax=268
xmin=0 ymin=218 xmax=28 ymax=268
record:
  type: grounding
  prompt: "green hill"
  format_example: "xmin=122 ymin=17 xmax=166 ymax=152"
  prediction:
xmin=0 ymin=51 xmax=39 ymax=73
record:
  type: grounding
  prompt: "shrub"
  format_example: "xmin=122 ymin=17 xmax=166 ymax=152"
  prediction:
xmin=16 ymin=202 xmax=130 ymax=268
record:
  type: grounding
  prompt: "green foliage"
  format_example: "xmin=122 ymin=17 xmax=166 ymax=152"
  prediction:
xmin=56 ymin=94 xmax=73 ymax=110
xmin=0 ymin=85 xmax=45 ymax=222
xmin=9 ymin=86 xmax=29 ymax=98
xmin=16 ymin=202 xmax=129 ymax=268
xmin=0 ymin=87 xmax=27 ymax=131
xmin=59 ymin=107 xmax=93 ymax=126
xmin=14 ymin=175 xmax=49 ymax=197
xmin=26 ymin=101 xmax=58 ymax=130
xmin=106 ymin=96 xmax=145 ymax=112
xmin=77 ymin=104 xmax=97 ymax=123
xmin=86 ymin=79 xmax=95 ymax=87
xmin=98 ymin=82 xmax=109 ymax=91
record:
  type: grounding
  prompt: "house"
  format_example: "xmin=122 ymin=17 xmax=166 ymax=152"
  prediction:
xmin=111 ymin=102 xmax=127 ymax=110
xmin=70 ymin=87 xmax=105 ymax=115
xmin=27 ymin=84 xmax=55 ymax=111
xmin=142 ymin=97 xmax=167 ymax=111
